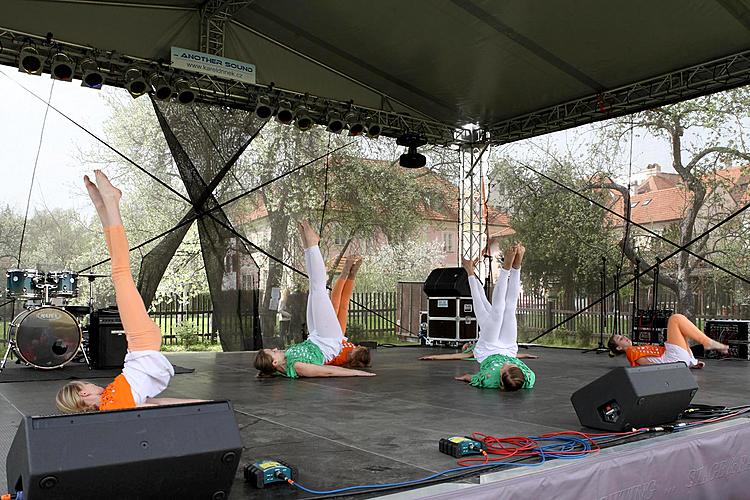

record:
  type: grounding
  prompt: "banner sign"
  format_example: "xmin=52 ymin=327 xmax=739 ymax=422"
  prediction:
xmin=171 ymin=47 xmax=256 ymax=84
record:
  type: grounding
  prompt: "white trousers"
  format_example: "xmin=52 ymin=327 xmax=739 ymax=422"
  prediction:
xmin=470 ymin=268 xmax=521 ymax=363
xmin=304 ymin=246 xmax=344 ymax=361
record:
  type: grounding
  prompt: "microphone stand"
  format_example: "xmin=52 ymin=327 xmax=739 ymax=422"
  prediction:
xmin=582 ymin=256 xmax=608 ymax=354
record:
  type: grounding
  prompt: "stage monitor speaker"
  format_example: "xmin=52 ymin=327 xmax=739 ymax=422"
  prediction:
xmin=88 ymin=308 xmax=128 ymax=369
xmin=570 ymin=363 xmax=698 ymax=431
xmin=423 ymin=267 xmax=470 ymax=297
xmin=6 ymin=401 xmax=242 ymax=500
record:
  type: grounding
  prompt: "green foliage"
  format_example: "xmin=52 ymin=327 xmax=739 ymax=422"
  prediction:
xmin=491 ymin=160 xmax=621 ymax=296
xmin=352 ymin=237 xmax=446 ymax=292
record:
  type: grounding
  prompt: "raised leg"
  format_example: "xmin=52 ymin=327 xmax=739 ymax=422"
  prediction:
xmin=667 ymin=314 xmax=728 ymax=353
xmin=91 ymin=171 xmax=161 ymax=352
xmin=498 ymin=267 xmax=521 ymax=346
xmin=300 ymin=221 xmax=343 ymax=342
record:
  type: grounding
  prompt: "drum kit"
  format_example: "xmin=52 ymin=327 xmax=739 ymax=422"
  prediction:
xmin=1 ymin=268 xmax=108 ymax=372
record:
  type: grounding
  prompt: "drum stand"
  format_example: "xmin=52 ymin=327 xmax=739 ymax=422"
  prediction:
xmin=0 ymin=339 xmax=17 ymax=373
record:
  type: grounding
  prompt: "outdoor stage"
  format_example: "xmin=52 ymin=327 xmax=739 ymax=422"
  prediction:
xmin=1 ymin=346 xmax=749 ymax=499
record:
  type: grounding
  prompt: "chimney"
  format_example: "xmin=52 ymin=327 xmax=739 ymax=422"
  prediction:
xmin=646 ymin=163 xmax=661 ymax=174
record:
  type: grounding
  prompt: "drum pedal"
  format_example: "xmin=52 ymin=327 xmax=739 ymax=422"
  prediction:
xmin=244 ymin=459 xmax=294 ymax=488
xmin=439 ymin=436 xmax=485 ymax=458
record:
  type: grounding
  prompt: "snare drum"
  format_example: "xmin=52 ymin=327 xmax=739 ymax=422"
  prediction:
xmin=48 ymin=270 xmax=79 ymax=298
xmin=6 ymin=269 xmax=44 ymax=300
xmin=9 ymin=306 xmax=82 ymax=369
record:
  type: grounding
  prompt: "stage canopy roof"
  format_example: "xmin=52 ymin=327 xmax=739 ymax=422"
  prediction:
xmin=2 ymin=0 xmax=750 ymax=143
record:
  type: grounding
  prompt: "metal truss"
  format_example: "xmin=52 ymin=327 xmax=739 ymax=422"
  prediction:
xmin=200 ymin=1 xmax=256 ymax=55
xmin=0 ymin=27 xmax=457 ymax=144
xmin=489 ymin=49 xmax=750 ymax=144
xmin=458 ymin=130 xmax=489 ymax=278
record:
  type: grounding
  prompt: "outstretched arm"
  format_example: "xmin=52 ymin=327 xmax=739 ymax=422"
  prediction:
xmin=453 ymin=373 xmax=473 ymax=382
xmin=420 ymin=352 xmax=473 ymax=360
xmin=294 ymin=362 xmax=375 ymax=377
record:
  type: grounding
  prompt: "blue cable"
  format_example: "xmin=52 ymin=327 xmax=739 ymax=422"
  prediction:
xmin=288 ymin=432 xmax=615 ymax=495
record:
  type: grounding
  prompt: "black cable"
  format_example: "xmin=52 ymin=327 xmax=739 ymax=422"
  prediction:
xmin=78 ymin=141 xmax=354 ymax=272
xmin=319 ymin=134 xmax=332 ymax=238
xmin=512 ymin=159 xmax=749 ymax=285
xmin=528 ymin=195 xmax=750 ymax=343
xmin=17 ymin=80 xmax=55 ymax=268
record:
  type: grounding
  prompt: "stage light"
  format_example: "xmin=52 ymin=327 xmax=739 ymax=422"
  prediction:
xmin=149 ymin=74 xmax=173 ymax=100
xmin=276 ymin=100 xmax=293 ymax=124
xmin=175 ymin=78 xmax=195 ymax=104
xmin=344 ymin=111 xmax=364 ymax=136
xmin=255 ymin=95 xmax=273 ymax=120
xmin=50 ymin=52 xmax=74 ymax=81
xmin=124 ymin=67 xmax=148 ymax=97
xmin=18 ymin=46 xmax=44 ymax=75
xmin=294 ymin=105 xmax=314 ymax=131
xmin=326 ymin=111 xmax=345 ymax=134
xmin=80 ymin=58 xmax=104 ymax=89
xmin=365 ymin=117 xmax=381 ymax=138
xmin=397 ymin=132 xmax=428 ymax=168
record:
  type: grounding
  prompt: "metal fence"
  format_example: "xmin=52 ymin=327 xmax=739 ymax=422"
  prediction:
xmin=149 ymin=293 xmax=216 ymax=345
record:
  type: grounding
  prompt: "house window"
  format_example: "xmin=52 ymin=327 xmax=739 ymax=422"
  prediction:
xmin=442 ymin=232 xmax=454 ymax=253
xmin=630 ymin=201 xmax=639 ymax=208
xmin=641 ymin=199 xmax=652 ymax=206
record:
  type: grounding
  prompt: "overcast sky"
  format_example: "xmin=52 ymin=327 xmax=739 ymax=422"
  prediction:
xmin=0 ymin=66 xmax=675 ymax=221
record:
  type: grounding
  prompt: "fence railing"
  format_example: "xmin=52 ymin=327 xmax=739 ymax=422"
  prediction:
xmin=149 ymin=293 xmax=216 ymax=345
xmin=346 ymin=291 xmax=397 ymax=340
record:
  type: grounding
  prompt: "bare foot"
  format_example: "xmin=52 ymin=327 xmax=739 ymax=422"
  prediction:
xmin=462 ymin=257 xmax=476 ymax=276
xmin=349 ymin=256 xmax=364 ymax=278
xmin=340 ymin=256 xmax=354 ymax=276
xmin=94 ymin=170 xmax=123 ymax=226
xmin=84 ymin=175 xmax=109 ymax=227
xmin=512 ymin=243 xmax=525 ymax=269
xmin=517 ymin=353 xmax=538 ymax=359
xmin=502 ymin=246 xmax=517 ymax=270
xmin=691 ymin=361 xmax=706 ymax=369
xmin=707 ymin=340 xmax=729 ymax=354
xmin=299 ymin=220 xmax=320 ymax=249
xmin=94 ymin=169 xmax=122 ymax=205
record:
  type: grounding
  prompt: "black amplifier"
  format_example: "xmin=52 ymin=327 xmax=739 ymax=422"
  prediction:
xmin=427 ymin=318 xmax=478 ymax=343
xmin=88 ymin=308 xmax=128 ymax=369
xmin=634 ymin=309 xmax=672 ymax=329
xmin=631 ymin=327 xmax=667 ymax=345
xmin=705 ymin=320 xmax=750 ymax=343
xmin=727 ymin=342 xmax=750 ymax=360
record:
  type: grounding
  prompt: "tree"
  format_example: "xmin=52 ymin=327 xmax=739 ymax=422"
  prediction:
xmin=597 ymin=88 xmax=750 ymax=318
xmin=490 ymin=158 xmax=622 ymax=302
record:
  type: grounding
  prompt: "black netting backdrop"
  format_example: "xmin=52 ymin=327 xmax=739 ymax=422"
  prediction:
xmin=147 ymin=99 xmax=262 ymax=351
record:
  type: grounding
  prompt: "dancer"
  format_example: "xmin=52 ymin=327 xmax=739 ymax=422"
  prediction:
xmin=56 ymin=171 xmax=203 ymax=413
xmin=608 ymin=314 xmax=728 ymax=368
xmin=420 ymin=245 xmax=535 ymax=391
xmin=253 ymin=221 xmax=375 ymax=378
xmin=326 ymin=256 xmax=371 ymax=368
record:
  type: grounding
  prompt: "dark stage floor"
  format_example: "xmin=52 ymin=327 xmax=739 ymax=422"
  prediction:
xmin=1 ymin=346 xmax=749 ymax=499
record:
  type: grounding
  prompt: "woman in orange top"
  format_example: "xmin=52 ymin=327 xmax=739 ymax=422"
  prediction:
xmin=326 ymin=256 xmax=371 ymax=368
xmin=56 ymin=171 xmax=203 ymax=413
xmin=608 ymin=313 xmax=728 ymax=368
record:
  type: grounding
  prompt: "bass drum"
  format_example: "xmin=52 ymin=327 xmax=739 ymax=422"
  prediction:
xmin=9 ymin=306 xmax=82 ymax=369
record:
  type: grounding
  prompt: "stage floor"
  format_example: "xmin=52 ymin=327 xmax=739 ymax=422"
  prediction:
xmin=1 ymin=346 xmax=748 ymax=499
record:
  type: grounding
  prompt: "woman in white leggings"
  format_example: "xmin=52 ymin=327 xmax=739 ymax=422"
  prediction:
xmin=420 ymin=245 xmax=535 ymax=391
xmin=253 ymin=220 xmax=375 ymax=378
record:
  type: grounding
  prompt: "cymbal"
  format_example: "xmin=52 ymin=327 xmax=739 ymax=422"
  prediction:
xmin=78 ymin=273 xmax=109 ymax=278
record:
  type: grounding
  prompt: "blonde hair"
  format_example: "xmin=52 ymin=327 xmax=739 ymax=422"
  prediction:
xmin=56 ymin=381 xmax=98 ymax=414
